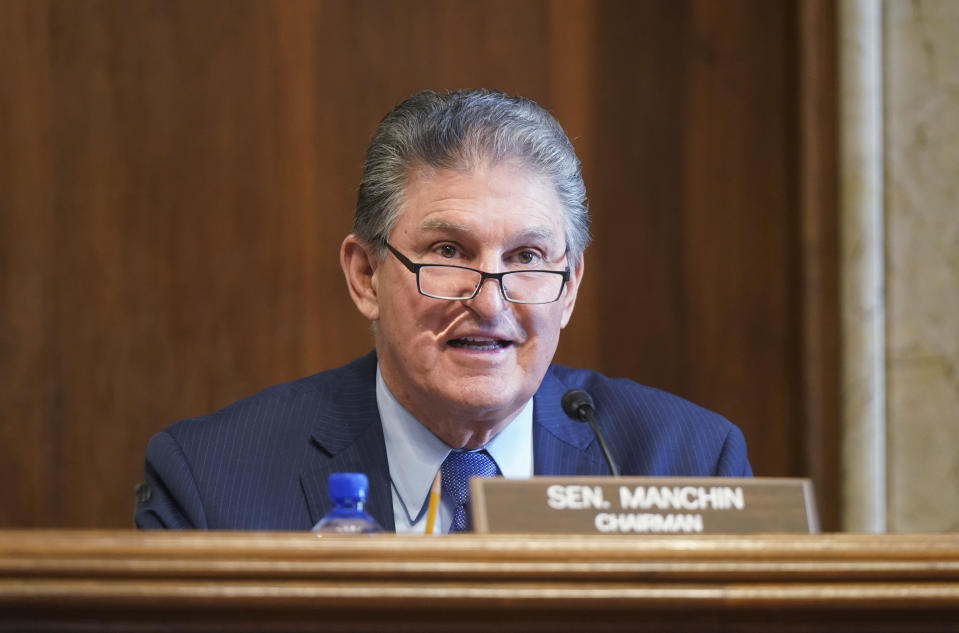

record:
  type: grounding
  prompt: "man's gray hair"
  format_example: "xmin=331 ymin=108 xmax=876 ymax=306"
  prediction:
xmin=353 ymin=89 xmax=590 ymax=262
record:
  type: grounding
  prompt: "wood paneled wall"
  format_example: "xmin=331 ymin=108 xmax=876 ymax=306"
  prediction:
xmin=0 ymin=1 xmax=838 ymax=529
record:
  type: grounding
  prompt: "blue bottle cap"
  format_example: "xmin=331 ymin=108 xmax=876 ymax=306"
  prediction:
xmin=327 ymin=472 xmax=369 ymax=503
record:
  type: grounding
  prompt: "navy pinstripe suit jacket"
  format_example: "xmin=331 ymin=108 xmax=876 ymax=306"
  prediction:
xmin=135 ymin=351 xmax=751 ymax=530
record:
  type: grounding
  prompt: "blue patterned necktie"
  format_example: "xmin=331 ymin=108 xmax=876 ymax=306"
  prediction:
xmin=440 ymin=449 xmax=500 ymax=532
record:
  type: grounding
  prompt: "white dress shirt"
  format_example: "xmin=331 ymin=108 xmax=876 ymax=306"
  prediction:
xmin=375 ymin=365 xmax=534 ymax=533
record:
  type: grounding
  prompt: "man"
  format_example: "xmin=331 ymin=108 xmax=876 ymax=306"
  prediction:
xmin=135 ymin=89 xmax=751 ymax=532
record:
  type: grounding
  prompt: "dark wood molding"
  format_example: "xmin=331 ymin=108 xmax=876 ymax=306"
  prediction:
xmin=2 ymin=530 xmax=958 ymax=632
xmin=797 ymin=0 xmax=841 ymax=532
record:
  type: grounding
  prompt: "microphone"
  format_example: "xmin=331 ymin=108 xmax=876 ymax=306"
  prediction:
xmin=561 ymin=389 xmax=620 ymax=477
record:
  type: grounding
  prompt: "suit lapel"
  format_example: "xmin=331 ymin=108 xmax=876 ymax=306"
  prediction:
xmin=532 ymin=368 xmax=609 ymax=476
xmin=299 ymin=353 xmax=396 ymax=531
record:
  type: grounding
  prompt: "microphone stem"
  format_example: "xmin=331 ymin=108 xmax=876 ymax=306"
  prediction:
xmin=585 ymin=413 xmax=620 ymax=477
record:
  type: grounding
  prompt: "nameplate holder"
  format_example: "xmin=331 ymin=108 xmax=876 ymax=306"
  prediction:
xmin=470 ymin=477 xmax=818 ymax=534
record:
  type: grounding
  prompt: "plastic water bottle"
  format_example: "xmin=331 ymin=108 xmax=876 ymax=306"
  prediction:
xmin=311 ymin=472 xmax=383 ymax=533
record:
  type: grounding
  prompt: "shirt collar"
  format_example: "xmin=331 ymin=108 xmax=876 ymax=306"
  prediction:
xmin=376 ymin=365 xmax=533 ymax=526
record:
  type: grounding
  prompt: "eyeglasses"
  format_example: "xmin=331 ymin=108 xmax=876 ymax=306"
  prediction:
xmin=384 ymin=242 xmax=570 ymax=304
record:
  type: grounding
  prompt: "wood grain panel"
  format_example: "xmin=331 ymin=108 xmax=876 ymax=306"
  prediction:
xmin=0 ymin=0 xmax=59 ymax=527
xmin=586 ymin=0 xmax=815 ymax=488
xmin=0 ymin=0 xmax=837 ymax=528
xmin=797 ymin=0 xmax=840 ymax=534
xmin=682 ymin=0 xmax=802 ymax=476
xmin=588 ymin=0 xmax=690 ymax=392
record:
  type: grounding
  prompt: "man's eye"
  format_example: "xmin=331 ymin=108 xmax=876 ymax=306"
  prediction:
xmin=437 ymin=244 xmax=458 ymax=259
xmin=516 ymin=250 xmax=539 ymax=265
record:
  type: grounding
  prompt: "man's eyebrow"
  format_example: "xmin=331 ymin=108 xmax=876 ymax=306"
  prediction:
xmin=513 ymin=226 xmax=561 ymax=245
xmin=418 ymin=220 xmax=560 ymax=246
xmin=418 ymin=219 xmax=472 ymax=234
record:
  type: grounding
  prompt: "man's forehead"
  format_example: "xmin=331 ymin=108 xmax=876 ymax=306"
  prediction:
xmin=391 ymin=162 xmax=569 ymax=248
xmin=417 ymin=218 xmax=560 ymax=243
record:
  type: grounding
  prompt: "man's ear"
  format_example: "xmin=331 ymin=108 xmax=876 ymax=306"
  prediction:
xmin=340 ymin=234 xmax=380 ymax=321
xmin=560 ymin=253 xmax=584 ymax=329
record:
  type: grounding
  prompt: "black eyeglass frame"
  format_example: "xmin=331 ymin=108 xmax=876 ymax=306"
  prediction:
xmin=384 ymin=242 xmax=571 ymax=305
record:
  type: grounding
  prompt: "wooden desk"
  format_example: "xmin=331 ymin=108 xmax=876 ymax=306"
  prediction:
xmin=1 ymin=530 xmax=957 ymax=632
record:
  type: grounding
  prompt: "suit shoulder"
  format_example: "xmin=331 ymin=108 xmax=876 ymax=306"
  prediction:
xmin=163 ymin=351 xmax=377 ymax=441
xmin=547 ymin=364 xmax=736 ymax=433
xmin=545 ymin=364 xmax=750 ymax=476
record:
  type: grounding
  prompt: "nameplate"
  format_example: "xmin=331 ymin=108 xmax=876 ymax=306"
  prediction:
xmin=470 ymin=477 xmax=818 ymax=534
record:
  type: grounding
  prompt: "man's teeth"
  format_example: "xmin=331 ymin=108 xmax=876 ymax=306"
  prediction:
xmin=449 ymin=337 xmax=508 ymax=350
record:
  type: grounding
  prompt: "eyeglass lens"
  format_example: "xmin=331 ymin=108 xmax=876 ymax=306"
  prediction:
xmin=419 ymin=266 xmax=562 ymax=303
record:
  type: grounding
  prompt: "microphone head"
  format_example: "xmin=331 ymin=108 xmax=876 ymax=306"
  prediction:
xmin=561 ymin=389 xmax=595 ymax=422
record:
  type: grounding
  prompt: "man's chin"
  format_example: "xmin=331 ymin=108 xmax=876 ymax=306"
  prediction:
xmin=436 ymin=378 xmax=529 ymax=419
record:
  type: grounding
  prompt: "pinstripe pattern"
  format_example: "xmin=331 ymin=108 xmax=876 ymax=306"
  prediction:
xmin=533 ymin=366 xmax=751 ymax=478
xmin=136 ymin=352 xmax=750 ymax=530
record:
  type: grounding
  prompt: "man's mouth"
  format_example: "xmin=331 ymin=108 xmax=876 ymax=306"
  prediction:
xmin=447 ymin=336 xmax=512 ymax=351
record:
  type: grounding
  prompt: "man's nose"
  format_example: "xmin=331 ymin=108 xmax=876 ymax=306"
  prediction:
xmin=464 ymin=276 xmax=509 ymax=318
